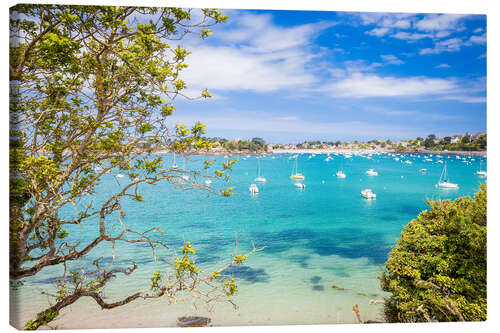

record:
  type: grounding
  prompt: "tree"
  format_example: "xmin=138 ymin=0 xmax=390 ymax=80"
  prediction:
xmin=476 ymin=134 xmax=487 ymax=150
xmin=424 ymin=134 xmax=437 ymax=149
xmin=251 ymin=137 xmax=266 ymax=148
xmin=460 ymin=133 xmax=471 ymax=145
xmin=441 ymin=136 xmax=452 ymax=145
xmin=10 ymin=5 xmax=262 ymax=330
xmin=380 ymin=184 xmax=486 ymax=322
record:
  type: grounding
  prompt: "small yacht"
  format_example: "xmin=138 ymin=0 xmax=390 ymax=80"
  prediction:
xmin=294 ymin=183 xmax=306 ymax=189
xmin=405 ymin=160 xmax=412 ymax=165
xmin=336 ymin=171 xmax=346 ymax=178
xmin=249 ymin=183 xmax=259 ymax=194
xmin=361 ymin=189 xmax=376 ymax=199
xmin=437 ymin=160 xmax=444 ymax=164
xmin=476 ymin=160 xmax=487 ymax=177
xmin=254 ymin=159 xmax=267 ymax=182
xmin=420 ymin=168 xmax=427 ymax=173
xmin=172 ymin=152 xmax=178 ymax=168
xmin=436 ymin=162 xmax=458 ymax=189
xmin=366 ymin=169 xmax=379 ymax=176
xmin=205 ymin=179 xmax=212 ymax=186
xmin=290 ymin=155 xmax=305 ymax=180
xmin=181 ymin=175 xmax=190 ymax=181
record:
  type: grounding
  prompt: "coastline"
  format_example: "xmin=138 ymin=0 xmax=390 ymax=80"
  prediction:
xmin=153 ymin=148 xmax=486 ymax=157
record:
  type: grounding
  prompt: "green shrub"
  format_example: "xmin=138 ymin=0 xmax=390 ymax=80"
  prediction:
xmin=380 ymin=184 xmax=486 ymax=322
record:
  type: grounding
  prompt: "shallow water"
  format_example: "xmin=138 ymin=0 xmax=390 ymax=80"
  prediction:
xmin=10 ymin=152 xmax=486 ymax=328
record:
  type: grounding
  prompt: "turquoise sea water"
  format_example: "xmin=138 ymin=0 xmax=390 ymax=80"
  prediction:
xmin=11 ymin=152 xmax=487 ymax=328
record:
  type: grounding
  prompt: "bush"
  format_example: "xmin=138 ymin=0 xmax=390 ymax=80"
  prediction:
xmin=380 ymin=184 xmax=486 ymax=322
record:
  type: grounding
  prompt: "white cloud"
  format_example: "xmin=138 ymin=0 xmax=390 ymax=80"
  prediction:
xmin=352 ymin=12 xmax=484 ymax=56
xmin=356 ymin=12 xmax=413 ymax=28
xmin=435 ymin=64 xmax=451 ymax=68
xmin=365 ymin=27 xmax=390 ymax=37
xmin=220 ymin=13 xmax=337 ymax=53
xmin=366 ymin=107 xmax=461 ymax=120
xmin=414 ymin=14 xmax=468 ymax=32
xmin=419 ymin=38 xmax=464 ymax=55
xmin=327 ymin=73 xmax=458 ymax=98
xmin=444 ymin=95 xmax=486 ymax=103
xmin=467 ymin=32 xmax=486 ymax=45
xmin=391 ymin=31 xmax=431 ymax=41
xmin=179 ymin=13 xmax=335 ymax=93
xmin=381 ymin=54 xmax=404 ymax=65
xmin=181 ymin=45 xmax=317 ymax=92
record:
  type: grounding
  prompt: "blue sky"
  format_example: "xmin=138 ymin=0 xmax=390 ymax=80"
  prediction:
xmin=171 ymin=9 xmax=486 ymax=143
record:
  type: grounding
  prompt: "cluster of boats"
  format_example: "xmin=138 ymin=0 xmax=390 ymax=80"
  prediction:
xmin=246 ymin=153 xmax=487 ymax=199
xmin=132 ymin=152 xmax=486 ymax=199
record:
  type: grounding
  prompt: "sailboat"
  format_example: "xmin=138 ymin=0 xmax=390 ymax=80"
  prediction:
xmin=290 ymin=155 xmax=305 ymax=180
xmin=336 ymin=156 xmax=346 ymax=178
xmin=361 ymin=189 xmax=376 ymax=199
xmin=249 ymin=183 xmax=259 ymax=194
xmin=254 ymin=158 xmax=267 ymax=182
xmin=172 ymin=152 xmax=178 ymax=168
xmin=366 ymin=169 xmax=379 ymax=176
xmin=436 ymin=162 xmax=458 ymax=188
xmin=476 ymin=159 xmax=487 ymax=177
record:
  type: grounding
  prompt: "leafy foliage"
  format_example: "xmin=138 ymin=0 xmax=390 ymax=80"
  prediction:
xmin=8 ymin=5 xmax=265 ymax=330
xmin=380 ymin=184 xmax=487 ymax=322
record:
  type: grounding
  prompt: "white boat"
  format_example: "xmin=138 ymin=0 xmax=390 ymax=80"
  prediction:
xmin=181 ymin=175 xmax=190 ymax=181
xmin=336 ymin=171 xmax=346 ymax=178
xmin=254 ymin=159 xmax=267 ymax=182
xmin=249 ymin=183 xmax=259 ymax=194
xmin=294 ymin=183 xmax=306 ymax=189
xmin=172 ymin=152 xmax=178 ymax=168
xmin=205 ymin=179 xmax=212 ymax=186
xmin=476 ymin=160 xmax=487 ymax=177
xmin=420 ymin=168 xmax=427 ymax=173
xmin=394 ymin=157 xmax=400 ymax=161
xmin=116 ymin=173 xmax=124 ymax=178
xmin=436 ymin=162 xmax=458 ymax=189
xmin=424 ymin=158 xmax=432 ymax=162
xmin=290 ymin=155 xmax=305 ymax=180
xmin=366 ymin=169 xmax=379 ymax=176
xmin=405 ymin=160 xmax=412 ymax=165
xmin=437 ymin=160 xmax=444 ymax=164
xmin=361 ymin=189 xmax=376 ymax=199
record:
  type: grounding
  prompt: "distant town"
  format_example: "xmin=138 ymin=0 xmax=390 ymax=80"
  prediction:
xmin=168 ymin=132 xmax=487 ymax=155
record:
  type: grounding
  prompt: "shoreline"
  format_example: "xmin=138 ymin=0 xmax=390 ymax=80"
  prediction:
xmin=153 ymin=149 xmax=486 ymax=157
